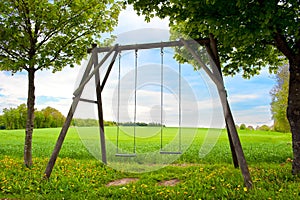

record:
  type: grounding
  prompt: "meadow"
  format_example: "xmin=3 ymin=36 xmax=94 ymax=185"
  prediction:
xmin=0 ymin=127 xmax=299 ymax=199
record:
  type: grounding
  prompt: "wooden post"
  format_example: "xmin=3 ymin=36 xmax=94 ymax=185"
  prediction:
xmin=73 ymin=45 xmax=118 ymax=97
xmin=181 ymin=39 xmax=252 ymax=189
xmin=44 ymin=45 xmax=117 ymax=178
xmin=204 ymin=35 xmax=239 ymax=168
xmin=218 ymin=90 xmax=253 ymax=189
xmin=225 ymin=121 xmax=239 ymax=168
xmin=101 ymin=49 xmax=119 ymax=92
xmin=92 ymin=45 xmax=107 ymax=164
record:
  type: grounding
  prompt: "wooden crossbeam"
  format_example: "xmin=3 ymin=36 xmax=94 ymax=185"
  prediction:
xmin=88 ymin=38 xmax=210 ymax=53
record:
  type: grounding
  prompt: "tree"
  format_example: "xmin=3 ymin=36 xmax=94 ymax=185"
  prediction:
xmin=2 ymin=104 xmax=27 ymax=130
xmin=0 ymin=0 xmax=121 ymax=167
xmin=0 ymin=115 xmax=5 ymax=129
xmin=16 ymin=103 xmax=27 ymax=129
xmin=240 ymin=124 xmax=247 ymax=130
xmin=40 ymin=107 xmax=65 ymax=128
xmin=258 ymin=125 xmax=271 ymax=132
xmin=34 ymin=110 xmax=45 ymax=129
xmin=126 ymin=0 xmax=300 ymax=174
xmin=271 ymin=64 xmax=290 ymax=132
xmin=0 ymin=104 xmax=66 ymax=129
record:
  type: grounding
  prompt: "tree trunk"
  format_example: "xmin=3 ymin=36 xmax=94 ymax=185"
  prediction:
xmin=24 ymin=68 xmax=35 ymax=167
xmin=287 ymin=60 xmax=300 ymax=175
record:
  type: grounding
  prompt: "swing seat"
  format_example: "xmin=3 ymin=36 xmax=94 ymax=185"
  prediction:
xmin=160 ymin=151 xmax=182 ymax=155
xmin=115 ymin=153 xmax=137 ymax=157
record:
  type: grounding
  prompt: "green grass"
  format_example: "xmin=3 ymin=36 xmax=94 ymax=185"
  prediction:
xmin=0 ymin=127 xmax=299 ymax=199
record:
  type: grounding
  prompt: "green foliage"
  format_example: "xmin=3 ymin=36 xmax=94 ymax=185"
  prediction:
xmin=1 ymin=104 xmax=27 ymax=130
xmin=126 ymin=0 xmax=300 ymax=173
xmin=72 ymin=120 xmax=164 ymax=127
xmin=0 ymin=104 xmax=65 ymax=129
xmin=119 ymin=122 xmax=165 ymax=127
xmin=270 ymin=65 xmax=290 ymax=133
xmin=0 ymin=0 xmax=122 ymax=73
xmin=104 ymin=121 xmax=117 ymax=126
xmin=35 ymin=107 xmax=65 ymax=128
xmin=127 ymin=0 xmax=299 ymax=78
xmin=72 ymin=118 xmax=116 ymax=127
xmin=258 ymin=125 xmax=271 ymax=132
xmin=73 ymin=118 xmax=100 ymax=127
xmin=0 ymin=115 xmax=5 ymax=130
xmin=148 ymin=122 xmax=165 ymax=127
xmin=240 ymin=124 xmax=247 ymax=130
xmin=239 ymin=124 xmax=254 ymax=131
xmin=0 ymin=0 xmax=122 ymax=166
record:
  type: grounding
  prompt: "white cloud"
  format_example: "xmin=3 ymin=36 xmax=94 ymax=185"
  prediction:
xmin=35 ymin=66 xmax=81 ymax=98
xmin=0 ymin=73 xmax=27 ymax=98
xmin=114 ymin=6 xmax=169 ymax=34
xmin=232 ymin=105 xmax=273 ymax=127
xmin=0 ymin=73 xmax=28 ymax=113
xmin=227 ymin=94 xmax=259 ymax=103
xmin=0 ymin=65 xmax=82 ymax=115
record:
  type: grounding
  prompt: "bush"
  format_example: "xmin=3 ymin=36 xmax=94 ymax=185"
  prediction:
xmin=258 ymin=125 xmax=271 ymax=131
xmin=240 ymin=124 xmax=247 ymax=130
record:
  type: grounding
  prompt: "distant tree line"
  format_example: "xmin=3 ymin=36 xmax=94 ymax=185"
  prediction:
xmin=0 ymin=104 xmax=166 ymax=130
xmin=72 ymin=119 xmax=165 ymax=127
xmin=0 ymin=104 xmax=65 ymax=130
xmin=118 ymin=122 xmax=165 ymax=127
xmin=237 ymin=123 xmax=273 ymax=132
xmin=72 ymin=119 xmax=117 ymax=127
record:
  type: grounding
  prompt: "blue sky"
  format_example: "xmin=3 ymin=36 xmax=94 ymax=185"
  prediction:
xmin=0 ymin=6 xmax=276 ymax=127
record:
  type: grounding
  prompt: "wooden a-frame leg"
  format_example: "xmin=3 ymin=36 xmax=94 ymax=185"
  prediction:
xmin=93 ymin=47 xmax=107 ymax=164
xmin=204 ymin=36 xmax=239 ymax=169
xmin=44 ymin=94 xmax=81 ymax=178
xmin=218 ymin=88 xmax=253 ymax=189
xmin=182 ymin=39 xmax=252 ymax=189
xmin=226 ymin=120 xmax=239 ymax=168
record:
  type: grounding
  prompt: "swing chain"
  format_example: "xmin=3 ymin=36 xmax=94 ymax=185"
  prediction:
xmin=160 ymin=47 xmax=164 ymax=150
xmin=116 ymin=51 xmax=121 ymax=153
xmin=115 ymin=50 xmax=137 ymax=157
xmin=134 ymin=49 xmax=138 ymax=154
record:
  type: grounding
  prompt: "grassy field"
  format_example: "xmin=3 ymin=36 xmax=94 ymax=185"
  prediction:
xmin=0 ymin=127 xmax=299 ymax=199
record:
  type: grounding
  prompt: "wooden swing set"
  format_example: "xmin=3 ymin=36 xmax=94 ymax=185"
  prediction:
xmin=43 ymin=37 xmax=253 ymax=189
